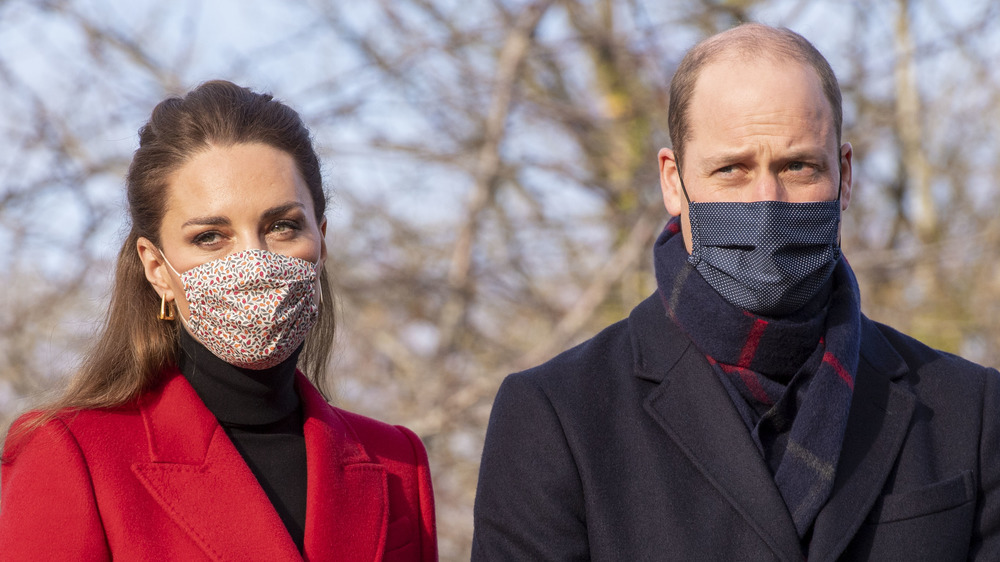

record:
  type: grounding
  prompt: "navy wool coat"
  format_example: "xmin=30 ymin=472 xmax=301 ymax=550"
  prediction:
xmin=473 ymin=294 xmax=1000 ymax=561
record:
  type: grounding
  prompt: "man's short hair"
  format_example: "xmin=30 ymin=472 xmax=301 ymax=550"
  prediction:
xmin=667 ymin=23 xmax=843 ymax=169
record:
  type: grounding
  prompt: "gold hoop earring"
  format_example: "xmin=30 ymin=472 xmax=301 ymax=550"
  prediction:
xmin=158 ymin=294 xmax=175 ymax=321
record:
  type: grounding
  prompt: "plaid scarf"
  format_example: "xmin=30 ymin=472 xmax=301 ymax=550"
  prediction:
xmin=653 ymin=218 xmax=861 ymax=542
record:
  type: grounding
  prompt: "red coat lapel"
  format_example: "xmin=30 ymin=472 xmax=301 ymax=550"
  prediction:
xmin=297 ymin=373 xmax=389 ymax=562
xmin=131 ymin=368 xmax=301 ymax=561
xmin=129 ymin=369 xmax=390 ymax=562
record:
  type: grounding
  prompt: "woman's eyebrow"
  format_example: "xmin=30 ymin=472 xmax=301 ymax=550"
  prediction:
xmin=182 ymin=215 xmax=230 ymax=228
xmin=261 ymin=202 xmax=306 ymax=220
xmin=179 ymin=203 xmax=306 ymax=228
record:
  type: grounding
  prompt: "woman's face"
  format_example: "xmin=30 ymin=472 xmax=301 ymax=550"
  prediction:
xmin=137 ymin=142 xmax=326 ymax=322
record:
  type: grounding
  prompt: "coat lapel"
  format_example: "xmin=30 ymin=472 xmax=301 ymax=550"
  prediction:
xmin=131 ymin=368 xmax=301 ymax=561
xmin=632 ymin=296 xmax=804 ymax=562
xmin=808 ymin=319 xmax=916 ymax=562
xmin=297 ymin=374 xmax=389 ymax=562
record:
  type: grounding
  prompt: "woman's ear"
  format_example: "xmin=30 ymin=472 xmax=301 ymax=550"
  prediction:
xmin=136 ymin=237 xmax=175 ymax=301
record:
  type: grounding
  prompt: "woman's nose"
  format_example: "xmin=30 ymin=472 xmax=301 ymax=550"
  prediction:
xmin=236 ymin=232 xmax=268 ymax=252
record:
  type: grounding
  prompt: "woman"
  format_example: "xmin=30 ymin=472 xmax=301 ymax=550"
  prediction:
xmin=0 ymin=80 xmax=437 ymax=561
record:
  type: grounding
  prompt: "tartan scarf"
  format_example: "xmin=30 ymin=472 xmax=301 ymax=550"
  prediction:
xmin=653 ymin=217 xmax=861 ymax=541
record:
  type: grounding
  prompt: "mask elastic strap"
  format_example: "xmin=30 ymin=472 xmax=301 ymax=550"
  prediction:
xmin=836 ymin=155 xmax=844 ymax=202
xmin=832 ymin=158 xmax=845 ymax=253
xmin=158 ymin=248 xmax=182 ymax=278
xmin=675 ymin=160 xmax=693 ymax=206
xmin=316 ymin=257 xmax=324 ymax=306
xmin=675 ymin=160 xmax=705 ymax=263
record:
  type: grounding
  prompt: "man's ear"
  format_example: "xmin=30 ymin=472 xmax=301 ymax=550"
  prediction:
xmin=136 ymin=237 xmax=175 ymax=301
xmin=839 ymin=142 xmax=853 ymax=211
xmin=659 ymin=147 xmax=685 ymax=216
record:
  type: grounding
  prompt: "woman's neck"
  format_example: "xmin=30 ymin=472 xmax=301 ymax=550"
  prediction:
xmin=176 ymin=328 xmax=302 ymax=426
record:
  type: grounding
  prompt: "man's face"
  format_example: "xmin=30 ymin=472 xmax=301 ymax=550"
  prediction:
xmin=658 ymin=56 xmax=853 ymax=252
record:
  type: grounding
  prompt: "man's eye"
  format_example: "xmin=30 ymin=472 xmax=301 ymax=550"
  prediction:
xmin=788 ymin=162 xmax=809 ymax=172
xmin=717 ymin=165 xmax=737 ymax=174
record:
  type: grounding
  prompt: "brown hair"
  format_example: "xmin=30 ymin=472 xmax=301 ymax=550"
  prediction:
xmin=668 ymin=23 xmax=843 ymax=170
xmin=8 ymin=80 xmax=336 ymax=441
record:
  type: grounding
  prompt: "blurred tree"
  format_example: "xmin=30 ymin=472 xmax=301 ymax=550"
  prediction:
xmin=1 ymin=0 xmax=999 ymax=559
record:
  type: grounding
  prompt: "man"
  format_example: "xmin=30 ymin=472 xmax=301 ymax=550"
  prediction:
xmin=473 ymin=23 xmax=1000 ymax=561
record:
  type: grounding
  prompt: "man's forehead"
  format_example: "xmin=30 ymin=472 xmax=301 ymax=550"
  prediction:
xmin=697 ymin=51 xmax=820 ymax=87
xmin=692 ymin=55 xmax=829 ymax=116
xmin=685 ymin=55 xmax=837 ymax=156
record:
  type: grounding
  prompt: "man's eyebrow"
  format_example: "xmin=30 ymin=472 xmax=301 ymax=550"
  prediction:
xmin=702 ymin=150 xmax=754 ymax=170
xmin=780 ymin=148 xmax=828 ymax=162
xmin=701 ymin=148 xmax=829 ymax=170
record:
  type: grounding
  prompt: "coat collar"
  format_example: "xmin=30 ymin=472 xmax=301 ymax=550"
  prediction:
xmin=132 ymin=368 xmax=388 ymax=562
xmin=632 ymin=294 xmax=804 ymax=561
xmin=630 ymin=294 xmax=915 ymax=561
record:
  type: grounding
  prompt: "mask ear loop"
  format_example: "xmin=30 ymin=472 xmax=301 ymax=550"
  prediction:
xmin=675 ymin=159 xmax=705 ymax=265
xmin=833 ymin=156 xmax=844 ymax=257
xmin=676 ymin=159 xmax=693 ymax=206
xmin=315 ymin=257 xmax=324 ymax=307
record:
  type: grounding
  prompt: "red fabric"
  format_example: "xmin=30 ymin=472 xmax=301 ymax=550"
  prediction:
xmin=0 ymin=368 xmax=437 ymax=561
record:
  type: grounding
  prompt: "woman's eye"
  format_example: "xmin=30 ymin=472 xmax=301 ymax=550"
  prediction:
xmin=192 ymin=231 xmax=223 ymax=246
xmin=269 ymin=220 xmax=301 ymax=234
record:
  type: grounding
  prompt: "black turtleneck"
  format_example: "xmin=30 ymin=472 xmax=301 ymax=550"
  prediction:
xmin=176 ymin=328 xmax=307 ymax=552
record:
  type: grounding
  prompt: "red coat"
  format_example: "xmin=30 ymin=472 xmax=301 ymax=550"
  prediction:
xmin=0 ymin=368 xmax=437 ymax=561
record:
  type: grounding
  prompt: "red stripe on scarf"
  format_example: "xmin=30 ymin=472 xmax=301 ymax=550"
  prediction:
xmin=823 ymin=351 xmax=854 ymax=390
xmin=738 ymin=316 xmax=769 ymax=368
xmin=709 ymin=357 xmax=773 ymax=405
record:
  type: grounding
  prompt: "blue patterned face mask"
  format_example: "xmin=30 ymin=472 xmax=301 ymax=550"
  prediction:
xmin=680 ymin=174 xmax=842 ymax=317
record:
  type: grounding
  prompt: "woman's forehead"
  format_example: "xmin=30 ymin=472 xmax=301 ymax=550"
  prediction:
xmin=163 ymin=143 xmax=315 ymax=221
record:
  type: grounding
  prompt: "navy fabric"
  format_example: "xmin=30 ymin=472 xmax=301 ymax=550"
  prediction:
xmin=655 ymin=217 xmax=861 ymax=541
xmin=687 ymin=199 xmax=840 ymax=316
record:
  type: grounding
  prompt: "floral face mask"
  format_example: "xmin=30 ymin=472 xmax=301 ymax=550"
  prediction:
xmin=161 ymin=248 xmax=321 ymax=369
